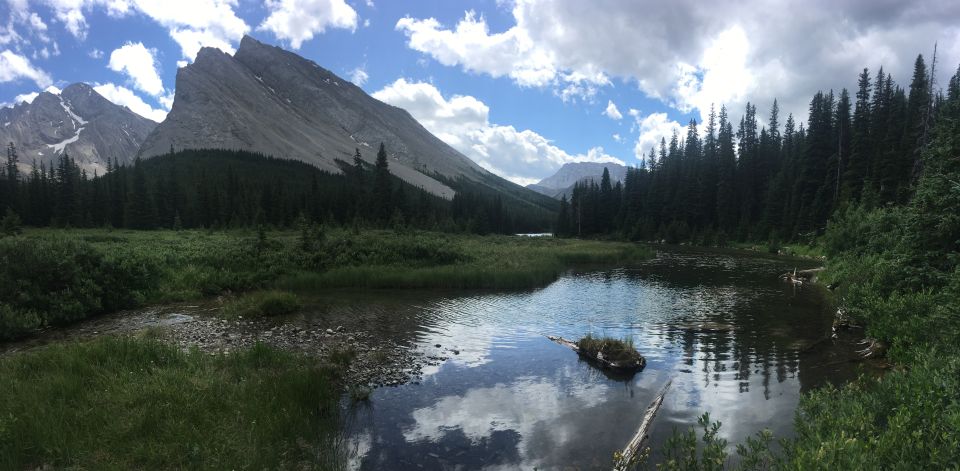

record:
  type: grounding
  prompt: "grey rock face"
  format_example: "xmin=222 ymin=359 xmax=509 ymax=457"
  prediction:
xmin=139 ymin=35 xmax=497 ymax=199
xmin=0 ymin=83 xmax=157 ymax=174
xmin=527 ymin=162 xmax=628 ymax=199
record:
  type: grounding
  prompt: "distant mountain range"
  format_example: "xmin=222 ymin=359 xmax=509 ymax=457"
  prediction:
xmin=0 ymin=83 xmax=157 ymax=174
xmin=2 ymin=35 xmax=554 ymax=210
xmin=140 ymin=35 xmax=520 ymax=200
xmin=527 ymin=162 xmax=627 ymax=199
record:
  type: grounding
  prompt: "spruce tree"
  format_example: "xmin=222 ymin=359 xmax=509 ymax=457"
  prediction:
xmin=373 ymin=143 xmax=392 ymax=223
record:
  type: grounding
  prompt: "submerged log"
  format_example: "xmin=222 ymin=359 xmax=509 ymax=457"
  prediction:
xmin=780 ymin=267 xmax=824 ymax=285
xmin=613 ymin=379 xmax=672 ymax=471
xmin=547 ymin=335 xmax=646 ymax=374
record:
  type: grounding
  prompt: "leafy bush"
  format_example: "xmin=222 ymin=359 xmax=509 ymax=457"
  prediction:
xmin=787 ymin=352 xmax=960 ymax=469
xmin=0 ymin=237 xmax=158 ymax=339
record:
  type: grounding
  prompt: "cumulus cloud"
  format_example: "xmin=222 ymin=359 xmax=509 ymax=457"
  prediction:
xmin=349 ymin=66 xmax=368 ymax=86
xmin=93 ymin=82 xmax=167 ymax=122
xmin=397 ymin=0 xmax=960 ymax=124
xmin=395 ymin=9 xmax=611 ymax=102
xmin=632 ymin=112 xmax=683 ymax=161
xmin=35 ymin=0 xmax=249 ymax=60
xmin=1 ymin=85 xmax=60 ymax=108
xmin=259 ymin=0 xmax=358 ymax=49
xmin=108 ymin=42 xmax=164 ymax=96
xmin=604 ymin=100 xmax=622 ymax=120
xmin=38 ymin=0 xmax=132 ymax=40
xmin=132 ymin=0 xmax=250 ymax=59
xmin=0 ymin=49 xmax=52 ymax=87
xmin=372 ymin=78 xmax=623 ymax=185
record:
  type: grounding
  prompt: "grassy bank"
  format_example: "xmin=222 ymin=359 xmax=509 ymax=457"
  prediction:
xmin=0 ymin=228 xmax=651 ymax=340
xmin=277 ymin=232 xmax=652 ymax=290
xmin=0 ymin=337 xmax=343 ymax=469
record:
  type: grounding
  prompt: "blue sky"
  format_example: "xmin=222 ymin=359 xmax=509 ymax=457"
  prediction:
xmin=2 ymin=0 xmax=957 ymax=184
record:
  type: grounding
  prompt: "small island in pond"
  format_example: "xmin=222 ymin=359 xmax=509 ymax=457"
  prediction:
xmin=548 ymin=334 xmax=646 ymax=375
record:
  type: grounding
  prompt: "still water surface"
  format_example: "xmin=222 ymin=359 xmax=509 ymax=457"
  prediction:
xmin=308 ymin=247 xmax=867 ymax=470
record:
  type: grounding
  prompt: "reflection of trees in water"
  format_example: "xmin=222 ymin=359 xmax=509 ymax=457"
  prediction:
xmin=655 ymin=287 xmax=828 ymax=400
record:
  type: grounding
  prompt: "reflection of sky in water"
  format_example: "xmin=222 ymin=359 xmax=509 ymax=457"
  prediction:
xmin=339 ymin=249 xmax=851 ymax=470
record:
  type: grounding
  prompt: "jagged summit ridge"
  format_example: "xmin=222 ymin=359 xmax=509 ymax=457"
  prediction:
xmin=0 ymin=83 xmax=157 ymax=174
xmin=139 ymin=35 xmax=498 ymax=199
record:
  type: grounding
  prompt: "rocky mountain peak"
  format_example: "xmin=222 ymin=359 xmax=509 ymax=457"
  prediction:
xmin=0 ymin=83 xmax=157 ymax=174
xmin=139 ymin=34 xmax=504 ymax=199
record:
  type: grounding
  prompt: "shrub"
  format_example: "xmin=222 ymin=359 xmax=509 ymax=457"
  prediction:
xmin=221 ymin=290 xmax=301 ymax=319
xmin=0 ymin=237 xmax=158 ymax=339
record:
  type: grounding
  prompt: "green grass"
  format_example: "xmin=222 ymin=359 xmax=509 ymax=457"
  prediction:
xmin=277 ymin=231 xmax=653 ymax=290
xmin=0 ymin=228 xmax=651 ymax=340
xmin=577 ymin=334 xmax=640 ymax=364
xmin=220 ymin=290 xmax=302 ymax=319
xmin=0 ymin=336 xmax=344 ymax=470
xmin=727 ymin=241 xmax=826 ymax=259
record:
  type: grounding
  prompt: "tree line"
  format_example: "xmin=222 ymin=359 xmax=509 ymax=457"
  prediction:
xmin=0 ymin=142 xmax=550 ymax=234
xmin=558 ymin=52 xmax=953 ymax=244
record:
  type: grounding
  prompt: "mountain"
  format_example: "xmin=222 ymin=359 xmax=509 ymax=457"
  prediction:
xmin=140 ymin=35 xmax=544 ymax=203
xmin=527 ymin=162 xmax=628 ymax=199
xmin=0 ymin=83 xmax=158 ymax=174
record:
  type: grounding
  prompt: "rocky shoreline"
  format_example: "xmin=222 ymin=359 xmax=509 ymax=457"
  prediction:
xmin=1 ymin=302 xmax=438 ymax=389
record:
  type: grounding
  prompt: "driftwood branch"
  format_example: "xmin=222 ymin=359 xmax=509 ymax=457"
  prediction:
xmin=613 ymin=379 xmax=672 ymax=471
xmin=780 ymin=267 xmax=824 ymax=285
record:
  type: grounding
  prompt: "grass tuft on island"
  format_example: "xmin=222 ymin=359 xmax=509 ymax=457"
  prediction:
xmin=577 ymin=334 xmax=644 ymax=367
xmin=0 ymin=336 xmax=344 ymax=470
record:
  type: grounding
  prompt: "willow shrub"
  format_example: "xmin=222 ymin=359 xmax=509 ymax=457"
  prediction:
xmin=0 ymin=236 xmax=157 ymax=340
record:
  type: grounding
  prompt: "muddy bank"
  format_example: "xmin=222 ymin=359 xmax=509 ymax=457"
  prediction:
xmin=0 ymin=301 xmax=434 ymax=388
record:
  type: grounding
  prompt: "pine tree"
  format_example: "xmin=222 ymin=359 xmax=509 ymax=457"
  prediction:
xmin=556 ymin=195 xmax=570 ymax=237
xmin=844 ymin=68 xmax=872 ymax=200
xmin=6 ymin=142 xmax=18 ymax=213
xmin=125 ymin=157 xmax=155 ymax=229
xmin=373 ymin=143 xmax=392 ymax=223
xmin=716 ymin=106 xmax=737 ymax=232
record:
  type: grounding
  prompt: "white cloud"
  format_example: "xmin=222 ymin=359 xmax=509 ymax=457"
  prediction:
xmin=396 ymin=10 xmax=577 ymax=92
xmin=604 ymin=100 xmax=622 ymax=120
xmin=38 ymin=0 xmax=249 ymax=60
xmin=348 ymin=66 xmax=368 ymax=86
xmin=132 ymin=0 xmax=250 ymax=60
xmin=632 ymin=112 xmax=682 ymax=161
xmin=2 ymin=85 xmax=60 ymax=108
xmin=258 ymin=0 xmax=358 ymax=49
xmin=612 ymin=133 xmax=622 ymax=143
xmin=373 ymin=78 xmax=623 ymax=185
xmin=11 ymin=91 xmax=39 ymax=105
xmin=396 ymin=0 xmax=960 ymax=125
xmin=108 ymin=42 xmax=164 ymax=96
xmin=0 ymin=49 xmax=52 ymax=87
xmin=93 ymin=82 xmax=167 ymax=122
xmin=88 ymin=48 xmax=103 ymax=58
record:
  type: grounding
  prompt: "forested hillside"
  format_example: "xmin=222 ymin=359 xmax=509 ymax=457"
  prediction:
xmin=559 ymin=54 xmax=950 ymax=244
xmin=0 ymin=143 xmax=555 ymax=234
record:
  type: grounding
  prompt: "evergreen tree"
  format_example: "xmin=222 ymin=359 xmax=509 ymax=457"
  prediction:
xmin=844 ymin=68 xmax=872 ymax=200
xmin=6 ymin=142 xmax=18 ymax=213
xmin=373 ymin=143 xmax=392 ymax=223
xmin=125 ymin=157 xmax=155 ymax=229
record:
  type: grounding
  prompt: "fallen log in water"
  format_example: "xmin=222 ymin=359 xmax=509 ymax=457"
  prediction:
xmin=780 ymin=267 xmax=824 ymax=285
xmin=547 ymin=335 xmax=646 ymax=374
xmin=613 ymin=379 xmax=672 ymax=471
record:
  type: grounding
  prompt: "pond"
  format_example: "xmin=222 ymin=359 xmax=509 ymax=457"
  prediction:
xmin=299 ymin=246 xmax=872 ymax=470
